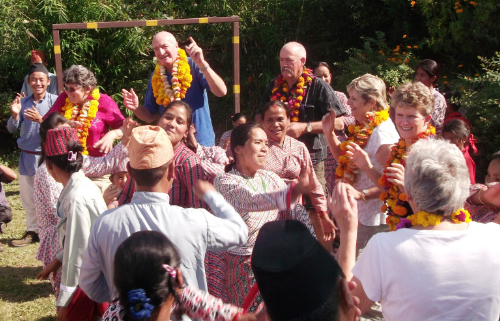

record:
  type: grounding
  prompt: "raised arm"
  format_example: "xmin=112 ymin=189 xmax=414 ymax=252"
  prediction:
xmin=122 ymin=88 xmax=159 ymax=123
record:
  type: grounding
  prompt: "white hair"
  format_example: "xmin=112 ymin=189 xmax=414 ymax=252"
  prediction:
xmin=405 ymin=139 xmax=470 ymax=216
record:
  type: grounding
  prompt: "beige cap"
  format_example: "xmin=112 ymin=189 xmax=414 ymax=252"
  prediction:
xmin=129 ymin=125 xmax=174 ymax=170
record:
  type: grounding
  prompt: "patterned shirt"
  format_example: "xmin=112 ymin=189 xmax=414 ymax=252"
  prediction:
xmin=465 ymin=182 xmax=499 ymax=223
xmin=260 ymin=77 xmax=346 ymax=164
xmin=214 ymin=168 xmax=314 ymax=256
xmin=102 ymin=286 xmax=243 ymax=321
xmin=267 ymin=136 xmax=327 ymax=215
xmin=197 ymin=144 xmax=229 ymax=166
xmin=118 ymin=143 xmax=207 ymax=209
xmin=218 ymin=129 xmax=232 ymax=149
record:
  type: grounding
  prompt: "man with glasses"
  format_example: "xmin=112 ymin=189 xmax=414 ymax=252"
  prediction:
xmin=121 ymin=31 xmax=227 ymax=147
xmin=7 ymin=62 xmax=58 ymax=247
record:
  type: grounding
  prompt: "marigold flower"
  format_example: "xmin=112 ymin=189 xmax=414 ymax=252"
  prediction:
xmin=411 ymin=1 xmax=416 ymax=7
xmin=394 ymin=205 xmax=408 ymax=216
xmin=292 ymin=116 xmax=299 ymax=122
xmin=399 ymin=193 xmax=407 ymax=202
xmin=470 ymin=1 xmax=477 ymax=5
xmin=382 ymin=204 xmax=388 ymax=212
xmin=380 ymin=192 xmax=388 ymax=201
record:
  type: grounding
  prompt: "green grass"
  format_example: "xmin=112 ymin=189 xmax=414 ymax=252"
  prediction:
xmin=0 ymin=173 xmax=57 ymax=321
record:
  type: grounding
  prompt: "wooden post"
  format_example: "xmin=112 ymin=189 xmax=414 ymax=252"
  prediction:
xmin=52 ymin=29 xmax=63 ymax=94
xmin=232 ymin=18 xmax=241 ymax=113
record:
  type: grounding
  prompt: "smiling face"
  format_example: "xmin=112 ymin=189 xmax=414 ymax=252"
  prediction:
xmin=263 ymin=105 xmax=290 ymax=144
xmin=313 ymin=65 xmax=332 ymax=85
xmin=110 ymin=171 xmax=128 ymax=190
xmin=64 ymin=83 xmax=91 ymax=105
xmin=347 ymin=89 xmax=376 ymax=122
xmin=279 ymin=44 xmax=305 ymax=83
xmin=415 ymin=67 xmax=436 ymax=89
xmin=152 ymin=32 xmax=179 ymax=71
xmin=157 ymin=104 xmax=189 ymax=149
xmin=235 ymin=128 xmax=269 ymax=173
xmin=28 ymin=72 xmax=50 ymax=99
xmin=394 ymin=104 xmax=431 ymax=140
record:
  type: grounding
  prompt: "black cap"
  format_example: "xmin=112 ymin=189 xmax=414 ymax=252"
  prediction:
xmin=251 ymin=220 xmax=342 ymax=321
xmin=28 ymin=62 xmax=49 ymax=76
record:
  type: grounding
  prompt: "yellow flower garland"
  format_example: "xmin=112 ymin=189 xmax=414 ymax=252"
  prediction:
xmin=335 ymin=108 xmax=389 ymax=185
xmin=61 ymin=88 xmax=100 ymax=155
xmin=152 ymin=49 xmax=192 ymax=106
xmin=407 ymin=208 xmax=471 ymax=227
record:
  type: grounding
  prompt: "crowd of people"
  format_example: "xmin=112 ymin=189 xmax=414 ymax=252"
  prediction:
xmin=1 ymin=31 xmax=499 ymax=321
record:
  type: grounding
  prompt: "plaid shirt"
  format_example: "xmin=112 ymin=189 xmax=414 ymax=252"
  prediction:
xmin=266 ymin=136 xmax=327 ymax=216
xmin=117 ymin=143 xmax=207 ymax=209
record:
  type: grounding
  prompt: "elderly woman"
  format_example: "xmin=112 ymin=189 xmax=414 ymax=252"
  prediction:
xmin=212 ymin=122 xmax=316 ymax=311
xmin=261 ymin=100 xmax=335 ymax=240
xmin=346 ymin=81 xmax=436 ymax=231
xmin=322 ymin=74 xmax=399 ymax=253
xmin=332 ymin=139 xmax=500 ymax=320
xmin=44 ymin=65 xmax=125 ymax=191
xmin=414 ymin=59 xmax=447 ymax=135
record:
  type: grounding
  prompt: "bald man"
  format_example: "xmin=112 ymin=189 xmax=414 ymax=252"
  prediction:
xmin=257 ymin=42 xmax=346 ymax=190
xmin=122 ymin=31 xmax=227 ymax=146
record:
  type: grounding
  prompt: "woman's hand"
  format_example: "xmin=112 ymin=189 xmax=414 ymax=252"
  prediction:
xmin=322 ymin=109 xmax=337 ymax=136
xmin=385 ymin=163 xmax=405 ymax=193
xmin=320 ymin=215 xmax=336 ymax=242
xmin=121 ymin=117 xmax=138 ymax=147
xmin=103 ymin=184 xmax=120 ymax=205
xmin=56 ymin=307 xmax=68 ymax=321
xmin=291 ymin=171 xmax=315 ymax=201
xmin=36 ymin=258 xmax=62 ymax=280
xmin=94 ymin=129 xmax=122 ymax=154
xmin=122 ymin=88 xmax=139 ymax=112
xmin=482 ymin=183 xmax=500 ymax=208
xmin=330 ymin=182 xmax=359 ymax=233
xmin=186 ymin=124 xmax=199 ymax=150
xmin=345 ymin=142 xmax=372 ymax=170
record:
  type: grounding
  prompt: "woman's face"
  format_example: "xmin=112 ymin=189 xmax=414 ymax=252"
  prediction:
xmin=395 ymin=104 xmax=431 ymax=140
xmin=313 ymin=65 xmax=332 ymax=85
xmin=232 ymin=117 xmax=247 ymax=128
xmin=235 ymin=128 xmax=269 ymax=172
xmin=263 ymin=106 xmax=290 ymax=143
xmin=157 ymin=105 xmax=189 ymax=147
xmin=64 ymin=83 xmax=91 ymax=105
xmin=414 ymin=67 xmax=436 ymax=89
xmin=486 ymin=159 xmax=500 ymax=184
xmin=442 ymin=131 xmax=465 ymax=150
xmin=347 ymin=89 xmax=376 ymax=122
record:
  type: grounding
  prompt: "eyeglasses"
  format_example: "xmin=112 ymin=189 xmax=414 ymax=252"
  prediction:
xmin=63 ymin=84 xmax=82 ymax=93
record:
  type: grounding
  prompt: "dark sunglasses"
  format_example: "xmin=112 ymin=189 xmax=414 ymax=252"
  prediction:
xmin=63 ymin=84 xmax=82 ymax=93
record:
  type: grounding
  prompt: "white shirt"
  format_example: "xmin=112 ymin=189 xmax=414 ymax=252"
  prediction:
xmin=79 ymin=190 xmax=248 ymax=303
xmin=353 ymin=222 xmax=500 ymax=321
xmin=353 ymin=119 xmax=399 ymax=226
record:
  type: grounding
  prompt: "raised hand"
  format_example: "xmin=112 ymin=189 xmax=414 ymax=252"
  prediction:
xmin=322 ymin=109 xmax=337 ymax=135
xmin=121 ymin=117 xmax=138 ymax=146
xmin=385 ymin=163 xmax=405 ymax=192
xmin=345 ymin=142 xmax=372 ymax=170
xmin=10 ymin=93 xmax=23 ymax=120
xmin=185 ymin=37 xmax=206 ymax=67
xmin=122 ymin=88 xmax=139 ymax=113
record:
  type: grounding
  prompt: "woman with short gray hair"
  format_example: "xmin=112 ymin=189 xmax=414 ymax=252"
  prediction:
xmin=332 ymin=138 xmax=500 ymax=321
xmin=43 ymin=65 xmax=125 ymax=192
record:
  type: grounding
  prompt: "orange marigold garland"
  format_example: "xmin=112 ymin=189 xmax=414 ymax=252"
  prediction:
xmin=335 ymin=108 xmax=390 ymax=185
xmin=380 ymin=124 xmax=436 ymax=230
xmin=152 ymin=49 xmax=192 ymax=106
xmin=61 ymin=88 xmax=100 ymax=155
xmin=270 ymin=69 xmax=313 ymax=122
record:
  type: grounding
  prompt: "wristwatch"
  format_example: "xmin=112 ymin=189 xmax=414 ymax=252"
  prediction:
xmin=306 ymin=122 xmax=312 ymax=133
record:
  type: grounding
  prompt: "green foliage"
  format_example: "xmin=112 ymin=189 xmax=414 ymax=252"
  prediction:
xmin=334 ymin=32 xmax=419 ymax=92
xmin=458 ymin=52 xmax=500 ymax=161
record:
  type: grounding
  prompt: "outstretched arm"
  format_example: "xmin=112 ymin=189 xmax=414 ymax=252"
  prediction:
xmin=186 ymin=37 xmax=227 ymax=97
xmin=121 ymin=88 xmax=158 ymax=123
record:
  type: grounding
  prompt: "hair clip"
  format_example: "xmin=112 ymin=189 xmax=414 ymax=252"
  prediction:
xmin=162 ymin=264 xmax=177 ymax=279
xmin=67 ymin=151 xmax=77 ymax=162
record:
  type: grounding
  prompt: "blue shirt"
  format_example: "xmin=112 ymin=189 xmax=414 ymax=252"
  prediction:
xmin=144 ymin=58 xmax=215 ymax=146
xmin=6 ymin=93 xmax=58 ymax=176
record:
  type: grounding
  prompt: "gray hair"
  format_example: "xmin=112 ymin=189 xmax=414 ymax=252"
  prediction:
xmin=62 ymin=65 xmax=97 ymax=90
xmin=405 ymin=139 xmax=470 ymax=216
xmin=347 ymin=74 xmax=387 ymax=111
xmin=391 ymin=81 xmax=434 ymax=117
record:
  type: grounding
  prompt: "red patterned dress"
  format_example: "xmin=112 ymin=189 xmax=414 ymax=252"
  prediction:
xmin=210 ymin=168 xmax=314 ymax=311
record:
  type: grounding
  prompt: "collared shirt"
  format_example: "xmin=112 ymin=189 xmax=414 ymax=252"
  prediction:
xmin=259 ymin=77 xmax=346 ymax=164
xmin=79 ymin=191 xmax=248 ymax=303
xmin=144 ymin=58 xmax=215 ymax=146
xmin=55 ymin=170 xmax=107 ymax=307
xmin=0 ymin=170 xmax=13 ymax=207
xmin=7 ymin=93 xmax=58 ymax=176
